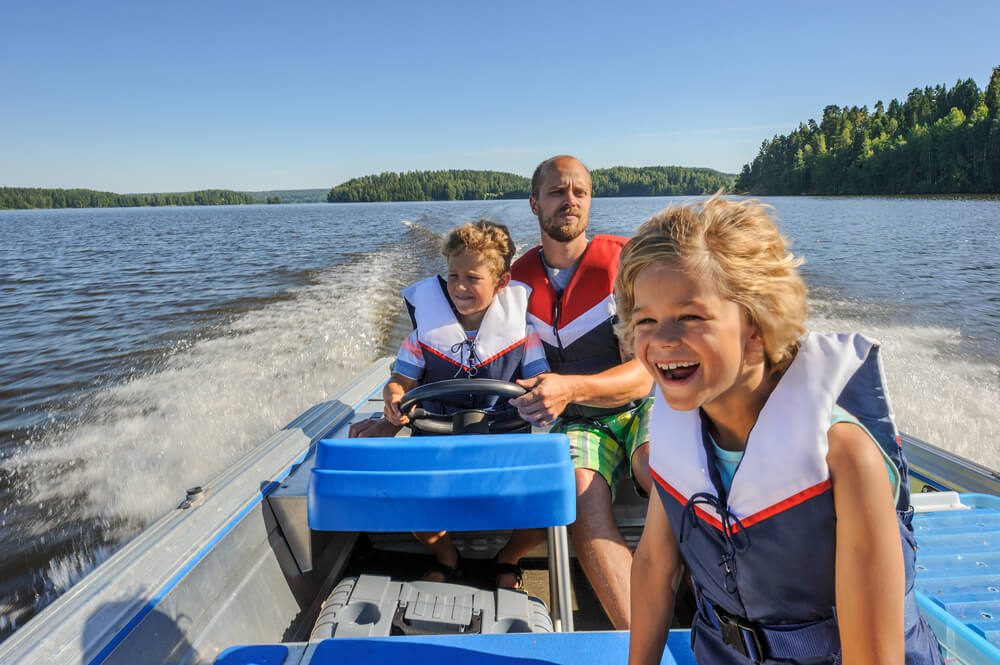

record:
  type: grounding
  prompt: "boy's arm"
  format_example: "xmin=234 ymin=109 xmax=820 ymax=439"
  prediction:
xmin=519 ymin=322 xmax=550 ymax=378
xmin=828 ymin=421 xmax=905 ymax=665
xmin=384 ymin=372 xmax=419 ymax=425
xmin=629 ymin=489 xmax=682 ymax=665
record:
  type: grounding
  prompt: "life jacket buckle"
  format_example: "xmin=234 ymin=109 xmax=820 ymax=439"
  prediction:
xmin=713 ymin=606 xmax=765 ymax=663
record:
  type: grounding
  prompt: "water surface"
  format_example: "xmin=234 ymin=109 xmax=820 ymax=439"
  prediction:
xmin=0 ymin=197 xmax=997 ymax=637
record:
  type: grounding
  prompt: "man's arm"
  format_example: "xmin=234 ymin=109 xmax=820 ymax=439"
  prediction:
xmin=510 ymin=358 xmax=652 ymax=426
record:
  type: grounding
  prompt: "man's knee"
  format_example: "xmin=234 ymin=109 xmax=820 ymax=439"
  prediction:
xmin=574 ymin=467 xmax=611 ymax=503
xmin=572 ymin=468 xmax=618 ymax=535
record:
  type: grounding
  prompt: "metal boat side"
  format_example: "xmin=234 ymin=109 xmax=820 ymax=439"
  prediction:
xmin=903 ymin=433 xmax=1000 ymax=496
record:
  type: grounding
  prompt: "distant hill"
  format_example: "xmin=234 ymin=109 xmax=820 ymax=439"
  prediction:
xmin=591 ymin=166 xmax=734 ymax=197
xmin=0 ymin=187 xmax=253 ymax=210
xmin=248 ymin=188 xmax=328 ymax=204
xmin=327 ymin=166 xmax=734 ymax=203
xmin=327 ymin=170 xmax=529 ymax=202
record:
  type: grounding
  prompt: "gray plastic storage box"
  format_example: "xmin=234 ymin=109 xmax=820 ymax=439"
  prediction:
xmin=311 ymin=575 xmax=553 ymax=638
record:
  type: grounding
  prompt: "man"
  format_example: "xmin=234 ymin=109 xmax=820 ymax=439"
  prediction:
xmin=509 ymin=155 xmax=653 ymax=629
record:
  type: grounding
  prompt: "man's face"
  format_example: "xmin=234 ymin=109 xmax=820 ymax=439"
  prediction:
xmin=529 ymin=158 xmax=592 ymax=242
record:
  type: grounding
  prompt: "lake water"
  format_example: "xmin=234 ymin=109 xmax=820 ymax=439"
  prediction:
xmin=0 ymin=197 xmax=997 ymax=637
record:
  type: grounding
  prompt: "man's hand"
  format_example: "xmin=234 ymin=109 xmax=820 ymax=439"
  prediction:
xmin=348 ymin=417 xmax=403 ymax=438
xmin=509 ymin=373 xmax=577 ymax=427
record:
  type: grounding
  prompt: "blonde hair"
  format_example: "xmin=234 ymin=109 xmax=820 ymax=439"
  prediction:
xmin=615 ymin=195 xmax=807 ymax=374
xmin=441 ymin=219 xmax=515 ymax=278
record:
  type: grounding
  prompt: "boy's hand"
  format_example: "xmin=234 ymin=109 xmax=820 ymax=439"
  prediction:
xmin=383 ymin=382 xmax=409 ymax=426
xmin=510 ymin=373 xmax=576 ymax=427
xmin=349 ymin=417 xmax=402 ymax=438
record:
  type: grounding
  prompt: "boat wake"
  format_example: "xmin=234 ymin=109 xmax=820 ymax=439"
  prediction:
xmin=809 ymin=296 xmax=997 ymax=469
xmin=0 ymin=221 xmax=446 ymax=635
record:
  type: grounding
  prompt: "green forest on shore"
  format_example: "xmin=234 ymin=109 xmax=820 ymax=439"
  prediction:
xmin=325 ymin=166 xmax=734 ymax=202
xmin=736 ymin=66 xmax=1000 ymax=194
xmin=0 ymin=188 xmax=254 ymax=210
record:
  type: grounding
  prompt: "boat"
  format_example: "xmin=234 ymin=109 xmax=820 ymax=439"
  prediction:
xmin=0 ymin=358 xmax=997 ymax=665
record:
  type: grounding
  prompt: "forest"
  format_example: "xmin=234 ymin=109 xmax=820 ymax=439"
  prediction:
xmin=736 ymin=66 xmax=1000 ymax=195
xmin=0 ymin=188 xmax=254 ymax=210
xmin=326 ymin=166 xmax=733 ymax=202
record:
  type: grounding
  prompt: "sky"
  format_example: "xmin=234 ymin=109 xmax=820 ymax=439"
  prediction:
xmin=2 ymin=0 xmax=998 ymax=193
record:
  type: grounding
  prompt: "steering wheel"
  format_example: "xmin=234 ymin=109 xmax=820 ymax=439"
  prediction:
xmin=398 ymin=378 xmax=529 ymax=435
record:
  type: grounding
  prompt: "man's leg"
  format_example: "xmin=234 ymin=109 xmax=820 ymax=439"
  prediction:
xmin=626 ymin=399 xmax=654 ymax=495
xmin=572 ymin=467 xmax=633 ymax=629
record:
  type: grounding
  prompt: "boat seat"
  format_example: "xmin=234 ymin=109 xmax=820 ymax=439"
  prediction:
xmin=307 ymin=433 xmax=578 ymax=633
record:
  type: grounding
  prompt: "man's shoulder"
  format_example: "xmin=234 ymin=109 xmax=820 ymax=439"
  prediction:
xmin=510 ymin=246 xmax=542 ymax=276
xmin=591 ymin=234 xmax=628 ymax=250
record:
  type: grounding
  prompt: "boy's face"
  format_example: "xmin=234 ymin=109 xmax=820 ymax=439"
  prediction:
xmin=630 ymin=262 xmax=763 ymax=414
xmin=446 ymin=250 xmax=509 ymax=320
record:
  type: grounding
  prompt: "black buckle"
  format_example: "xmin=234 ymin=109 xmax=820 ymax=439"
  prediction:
xmin=713 ymin=606 xmax=765 ymax=663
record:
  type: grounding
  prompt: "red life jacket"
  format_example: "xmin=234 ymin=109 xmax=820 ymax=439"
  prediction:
xmin=511 ymin=235 xmax=630 ymax=419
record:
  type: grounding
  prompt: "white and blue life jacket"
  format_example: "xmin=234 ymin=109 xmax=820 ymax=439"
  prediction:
xmin=649 ymin=332 xmax=942 ymax=665
xmin=400 ymin=276 xmax=538 ymax=415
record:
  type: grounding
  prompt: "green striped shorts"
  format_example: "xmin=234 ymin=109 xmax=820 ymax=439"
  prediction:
xmin=551 ymin=398 xmax=652 ymax=496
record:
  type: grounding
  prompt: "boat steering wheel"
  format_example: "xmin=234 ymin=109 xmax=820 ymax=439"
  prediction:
xmin=398 ymin=378 xmax=530 ymax=435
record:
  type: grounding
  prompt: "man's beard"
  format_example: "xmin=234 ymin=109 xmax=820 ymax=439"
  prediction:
xmin=540 ymin=210 xmax=588 ymax=242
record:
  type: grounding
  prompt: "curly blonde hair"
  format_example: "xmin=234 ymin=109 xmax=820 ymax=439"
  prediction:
xmin=615 ymin=195 xmax=808 ymax=374
xmin=441 ymin=219 xmax=515 ymax=278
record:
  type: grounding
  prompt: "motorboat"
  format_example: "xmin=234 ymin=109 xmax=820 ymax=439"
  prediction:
xmin=1 ymin=359 xmax=997 ymax=665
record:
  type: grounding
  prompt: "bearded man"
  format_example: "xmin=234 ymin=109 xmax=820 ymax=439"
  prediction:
xmin=509 ymin=155 xmax=653 ymax=629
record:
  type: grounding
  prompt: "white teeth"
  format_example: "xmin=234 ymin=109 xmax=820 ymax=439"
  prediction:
xmin=655 ymin=361 xmax=697 ymax=371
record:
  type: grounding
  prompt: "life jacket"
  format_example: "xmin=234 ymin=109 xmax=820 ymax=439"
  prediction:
xmin=510 ymin=234 xmax=629 ymax=419
xmin=402 ymin=276 xmax=533 ymax=414
xmin=648 ymin=332 xmax=941 ymax=665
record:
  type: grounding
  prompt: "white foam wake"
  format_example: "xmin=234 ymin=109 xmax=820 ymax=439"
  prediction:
xmin=808 ymin=298 xmax=998 ymax=469
xmin=9 ymin=247 xmax=413 ymax=532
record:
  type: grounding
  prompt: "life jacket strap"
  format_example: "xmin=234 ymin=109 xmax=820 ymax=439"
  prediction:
xmin=697 ymin=595 xmax=840 ymax=663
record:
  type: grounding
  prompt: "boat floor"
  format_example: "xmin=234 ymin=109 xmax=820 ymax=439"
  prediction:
xmin=350 ymin=521 xmax=696 ymax=631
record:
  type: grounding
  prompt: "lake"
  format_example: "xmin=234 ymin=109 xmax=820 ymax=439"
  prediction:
xmin=0 ymin=197 xmax=997 ymax=637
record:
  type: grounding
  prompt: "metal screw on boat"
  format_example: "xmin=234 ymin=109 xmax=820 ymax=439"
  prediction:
xmin=178 ymin=486 xmax=206 ymax=510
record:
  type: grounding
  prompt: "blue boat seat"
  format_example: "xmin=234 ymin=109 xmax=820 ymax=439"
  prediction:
xmin=308 ymin=434 xmax=575 ymax=533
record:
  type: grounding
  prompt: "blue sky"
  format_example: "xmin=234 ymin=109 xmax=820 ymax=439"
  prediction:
xmin=2 ymin=0 xmax=998 ymax=193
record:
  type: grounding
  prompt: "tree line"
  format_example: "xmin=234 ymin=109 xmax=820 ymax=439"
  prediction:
xmin=327 ymin=170 xmax=531 ymax=202
xmin=327 ymin=166 xmax=733 ymax=202
xmin=0 ymin=188 xmax=254 ymax=210
xmin=591 ymin=166 xmax=733 ymax=196
xmin=736 ymin=66 xmax=1000 ymax=195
